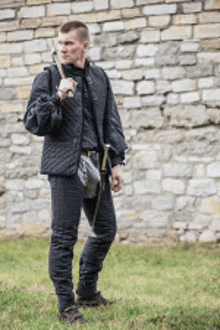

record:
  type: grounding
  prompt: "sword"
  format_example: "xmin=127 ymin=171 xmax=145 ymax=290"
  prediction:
xmin=50 ymin=39 xmax=78 ymax=98
xmin=91 ymin=144 xmax=111 ymax=232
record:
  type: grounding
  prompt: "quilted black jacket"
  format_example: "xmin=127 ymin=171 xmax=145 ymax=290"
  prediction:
xmin=24 ymin=61 xmax=127 ymax=176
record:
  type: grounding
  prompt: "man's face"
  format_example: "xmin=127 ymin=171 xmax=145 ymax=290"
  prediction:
xmin=58 ymin=29 xmax=88 ymax=67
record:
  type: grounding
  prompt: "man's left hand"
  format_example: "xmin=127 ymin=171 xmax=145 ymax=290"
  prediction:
xmin=111 ymin=164 xmax=123 ymax=192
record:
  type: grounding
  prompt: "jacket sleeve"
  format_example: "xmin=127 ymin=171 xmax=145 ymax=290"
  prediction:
xmin=103 ymin=71 xmax=127 ymax=166
xmin=24 ymin=68 xmax=62 ymax=136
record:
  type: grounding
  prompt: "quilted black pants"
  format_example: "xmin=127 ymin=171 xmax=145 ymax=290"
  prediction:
xmin=48 ymin=174 xmax=116 ymax=312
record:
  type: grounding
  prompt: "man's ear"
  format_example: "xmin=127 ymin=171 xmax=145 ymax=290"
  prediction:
xmin=84 ymin=41 xmax=89 ymax=51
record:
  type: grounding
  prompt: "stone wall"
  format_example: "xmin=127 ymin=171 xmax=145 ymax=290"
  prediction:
xmin=1 ymin=0 xmax=220 ymax=243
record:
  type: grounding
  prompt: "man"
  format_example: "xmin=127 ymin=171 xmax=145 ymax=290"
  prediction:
xmin=24 ymin=21 xmax=127 ymax=324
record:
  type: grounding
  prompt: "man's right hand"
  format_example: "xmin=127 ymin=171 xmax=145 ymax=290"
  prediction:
xmin=57 ymin=78 xmax=74 ymax=100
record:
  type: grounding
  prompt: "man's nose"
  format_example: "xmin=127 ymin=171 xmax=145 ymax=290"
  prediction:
xmin=59 ymin=44 xmax=66 ymax=52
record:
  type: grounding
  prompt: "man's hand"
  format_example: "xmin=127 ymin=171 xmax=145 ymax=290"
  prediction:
xmin=57 ymin=78 xmax=74 ymax=100
xmin=111 ymin=164 xmax=123 ymax=192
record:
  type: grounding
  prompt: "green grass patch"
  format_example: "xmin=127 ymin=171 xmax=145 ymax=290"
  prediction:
xmin=1 ymin=237 xmax=220 ymax=329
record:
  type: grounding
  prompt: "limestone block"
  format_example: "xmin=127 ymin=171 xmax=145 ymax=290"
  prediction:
xmin=132 ymin=108 xmax=164 ymax=129
xmin=11 ymin=57 xmax=24 ymax=67
xmin=167 ymin=93 xmax=180 ymax=105
xmin=173 ymin=14 xmax=197 ymax=25
xmin=140 ymin=28 xmax=160 ymax=43
xmin=188 ymin=214 xmax=211 ymax=230
xmin=123 ymin=96 xmax=142 ymax=109
xmin=142 ymin=95 xmax=165 ymax=106
xmin=194 ymin=24 xmax=220 ymax=39
xmin=171 ymin=79 xmax=196 ymax=93
xmin=198 ymin=77 xmax=215 ymax=89
xmin=103 ymin=21 xmax=124 ymax=32
xmin=210 ymin=217 xmax=220 ymax=231
xmin=143 ymin=4 xmax=177 ymax=16
xmin=199 ymin=230 xmax=217 ymax=242
xmin=0 ymin=43 xmax=23 ymax=54
xmin=87 ymin=47 xmax=101 ymax=61
xmin=111 ymin=0 xmax=134 ymax=8
xmin=0 ymin=32 xmax=6 ymax=42
xmin=181 ymin=42 xmax=199 ymax=52
xmin=9 ymin=146 xmax=32 ymax=155
xmin=201 ymin=39 xmax=220 ymax=51
xmin=198 ymin=52 xmax=220 ymax=64
xmin=152 ymin=194 xmax=174 ymax=211
xmin=161 ymin=26 xmax=192 ymax=40
xmin=137 ymin=0 xmax=163 ymax=4
xmin=187 ymin=179 xmax=216 ymax=197
xmin=24 ymin=39 xmax=47 ymax=53
xmin=207 ymin=163 xmax=220 ymax=178
xmin=106 ymin=69 xmax=121 ymax=79
xmin=180 ymin=92 xmax=200 ymax=104
xmin=24 ymin=53 xmax=41 ymax=65
xmin=134 ymin=180 xmax=161 ymax=195
xmin=205 ymin=0 xmax=220 ymax=10
xmin=72 ymin=1 xmax=93 ymax=13
xmin=203 ymin=89 xmax=220 ymax=102
xmin=162 ymin=66 xmax=185 ymax=80
xmin=156 ymin=80 xmax=172 ymax=94
xmin=207 ymin=108 xmax=220 ymax=124
xmin=35 ymin=28 xmax=55 ymax=38
xmin=144 ymin=68 xmax=160 ymax=79
xmin=0 ymin=9 xmax=15 ymax=19
xmin=111 ymin=80 xmax=134 ymax=95
xmin=133 ymin=150 xmax=159 ymax=169
xmin=163 ymin=163 xmax=193 ymax=178
xmin=146 ymin=170 xmax=162 ymax=181
xmin=122 ymin=69 xmax=143 ymax=81
xmin=179 ymin=54 xmax=197 ymax=66
xmin=0 ymin=215 xmax=6 ymax=229
xmin=182 ymin=2 xmax=202 ymax=13
xmin=136 ymin=80 xmax=155 ymax=95
xmin=94 ymin=0 xmax=108 ymax=10
xmin=5 ymin=179 xmax=24 ymax=190
xmin=98 ymin=61 xmax=115 ymax=70
xmin=173 ymin=222 xmax=188 ymax=229
xmin=199 ymin=12 xmax=220 ymax=24
xmin=96 ymin=10 xmax=121 ymax=22
xmin=18 ymin=223 xmax=48 ymax=236
xmin=185 ymin=64 xmax=212 ymax=78
xmin=162 ymin=178 xmax=185 ymax=195
xmin=7 ymin=30 xmax=33 ymax=42
xmin=11 ymin=134 xmax=29 ymax=145
xmin=119 ymin=30 xmax=140 ymax=46
xmin=180 ymin=232 xmax=196 ymax=242
xmin=149 ymin=15 xmax=170 ymax=27
xmin=136 ymin=44 xmax=158 ymax=57
xmin=140 ymin=210 xmax=169 ymax=229
xmin=0 ymin=21 xmax=20 ymax=32
xmin=0 ymin=88 xmax=16 ymax=100
xmin=18 ymin=5 xmax=45 ymax=18
xmin=122 ymin=8 xmax=140 ymax=18
xmin=27 ymin=0 xmax=50 ymax=4
xmin=0 ymin=103 xmax=23 ymax=112
xmin=135 ymin=58 xmax=155 ymax=67
xmin=7 ymin=67 xmax=29 ymax=77
xmin=47 ymin=3 xmax=71 ymax=16
xmin=0 ymin=55 xmax=10 ymax=68
xmin=165 ymin=105 xmax=209 ymax=127
xmin=124 ymin=17 xmax=147 ymax=30
xmin=175 ymin=196 xmax=195 ymax=211
xmin=41 ymin=16 xmax=66 ymax=27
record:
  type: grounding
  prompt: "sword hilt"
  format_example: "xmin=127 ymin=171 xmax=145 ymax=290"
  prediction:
xmin=101 ymin=144 xmax=110 ymax=172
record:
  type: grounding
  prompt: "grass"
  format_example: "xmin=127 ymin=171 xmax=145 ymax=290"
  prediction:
xmin=1 ymin=237 xmax=220 ymax=329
